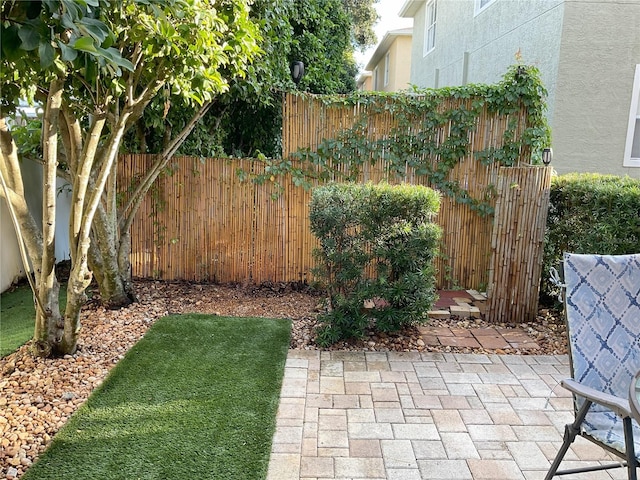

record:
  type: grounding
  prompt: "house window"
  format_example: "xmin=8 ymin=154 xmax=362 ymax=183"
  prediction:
xmin=423 ymin=0 xmax=436 ymax=56
xmin=475 ymin=0 xmax=496 ymax=16
xmin=384 ymin=52 xmax=390 ymax=87
xmin=373 ymin=67 xmax=379 ymax=90
xmin=624 ymin=64 xmax=640 ymax=167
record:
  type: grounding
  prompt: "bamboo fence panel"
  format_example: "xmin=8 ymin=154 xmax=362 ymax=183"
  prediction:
xmin=120 ymin=93 xmax=548 ymax=324
xmin=281 ymin=94 xmax=532 ymax=290
xmin=486 ymin=166 xmax=552 ymax=323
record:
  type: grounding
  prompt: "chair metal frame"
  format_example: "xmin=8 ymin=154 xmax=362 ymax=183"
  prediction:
xmin=545 ymin=253 xmax=640 ymax=480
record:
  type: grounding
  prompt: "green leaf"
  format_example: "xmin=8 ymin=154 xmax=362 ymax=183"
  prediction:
xmin=39 ymin=41 xmax=55 ymax=68
xmin=1 ymin=25 xmax=22 ymax=61
xmin=18 ymin=26 xmax=40 ymax=51
xmin=79 ymin=17 xmax=110 ymax=44
xmin=96 ymin=46 xmax=135 ymax=72
xmin=57 ymin=41 xmax=78 ymax=61
xmin=72 ymin=36 xmax=98 ymax=53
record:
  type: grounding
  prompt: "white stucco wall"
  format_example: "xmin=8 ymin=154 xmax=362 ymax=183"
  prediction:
xmin=552 ymin=0 xmax=640 ymax=177
xmin=0 ymin=200 xmax=25 ymax=292
xmin=0 ymin=159 xmax=72 ymax=293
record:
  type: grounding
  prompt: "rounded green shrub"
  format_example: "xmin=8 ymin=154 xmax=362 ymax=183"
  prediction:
xmin=542 ymin=173 xmax=640 ymax=303
xmin=310 ymin=182 xmax=442 ymax=346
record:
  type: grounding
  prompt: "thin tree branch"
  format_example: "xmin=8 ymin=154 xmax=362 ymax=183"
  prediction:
xmin=119 ymin=100 xmax=214 ymax=233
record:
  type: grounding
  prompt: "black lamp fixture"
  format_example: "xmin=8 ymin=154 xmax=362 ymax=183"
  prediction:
xmin=290 ymin=61 xmax=304 ymax=85
xmin=542 ymin=147 xmax=553 ymax=166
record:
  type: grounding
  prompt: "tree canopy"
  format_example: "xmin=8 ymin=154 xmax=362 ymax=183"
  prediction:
xmin=127 ymin=0 xmax=378 ymax=158
xmin=0 ymin=0 xmax=261 ymax=356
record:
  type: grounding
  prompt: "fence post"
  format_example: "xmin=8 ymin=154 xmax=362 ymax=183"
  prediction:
xmin=486 ymin=166 xmax=552 ymax=324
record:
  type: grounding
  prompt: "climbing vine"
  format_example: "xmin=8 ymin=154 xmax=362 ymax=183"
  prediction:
xmin=254 ymin=64 xmax=551 ymax=216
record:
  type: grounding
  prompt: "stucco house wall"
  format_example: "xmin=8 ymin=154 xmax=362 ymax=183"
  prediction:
xmin=0 ymin=158 xmax=72 ymax=293
xmin=1 ymin=201 xmax=25 ymax=292
xmin=387 ymin=35 xmax=413 ymax=91
xmin=402 ymin=0 xmax=640 ymax=177
xmin=357 ymin=72 xmax=373 ymax=91
xmin=553 ymin=0 xmax=640 ymax=176
xmin=364 ymin=29 xmax=413 ymax=92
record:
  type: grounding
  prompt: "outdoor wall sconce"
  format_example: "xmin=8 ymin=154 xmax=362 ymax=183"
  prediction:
xmin=291 ymin=61 xmax=305 ymax=85
xmin=542 ymin=147 xmax=553 ymax=165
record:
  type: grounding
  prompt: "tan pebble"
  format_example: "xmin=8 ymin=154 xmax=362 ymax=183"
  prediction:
xmin=5 ymin=447 xmax=18 ymax=457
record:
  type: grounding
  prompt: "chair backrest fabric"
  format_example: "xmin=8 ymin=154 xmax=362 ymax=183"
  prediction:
xmin=563 ymin=253 xmax=640 ymax=400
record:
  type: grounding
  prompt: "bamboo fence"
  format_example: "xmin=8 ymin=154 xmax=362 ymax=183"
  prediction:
xmin=281 ymin=93 xmax=532 ymax=290
xmin=119 ymin=93 xmax=552 ymax=323
xmin=486 ymin=166 xmax=552 ymax=323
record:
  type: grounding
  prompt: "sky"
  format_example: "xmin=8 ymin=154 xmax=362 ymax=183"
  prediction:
xmin=355 ymin=0 xmax=413 ymax=72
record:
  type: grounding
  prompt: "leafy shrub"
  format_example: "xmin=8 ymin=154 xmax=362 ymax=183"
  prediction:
xmin=310 ymin=183 xmax=441 ymax=346
xmin=542 ymin=173 xmax=640 ymax=303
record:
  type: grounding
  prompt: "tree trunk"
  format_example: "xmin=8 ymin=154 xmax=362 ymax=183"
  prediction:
xmin=34 ymin=79 xmax=68 ymax=356
xmin=89 ymin=208 xmax=135 ymax=309
xmin=59 ymin=258 xmax=92 ymax=355
xmin=32 ymin=279 xmax=64 ymax=357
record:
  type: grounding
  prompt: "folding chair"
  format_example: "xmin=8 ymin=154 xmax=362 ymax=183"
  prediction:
xmin=546 ymin=253 xmax=640 ymax=479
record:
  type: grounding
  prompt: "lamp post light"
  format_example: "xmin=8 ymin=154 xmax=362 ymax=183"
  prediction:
xmin=290 ymin=61 xmax=304 ymax=85
xmin=542 ymin=147 xmax=553 ymax=166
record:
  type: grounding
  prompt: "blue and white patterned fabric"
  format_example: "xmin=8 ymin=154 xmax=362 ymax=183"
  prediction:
xmin=563 ymin=253 xmax=640 ymax=458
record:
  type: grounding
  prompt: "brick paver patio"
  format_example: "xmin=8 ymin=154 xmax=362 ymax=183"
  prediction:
xmin=267 ymin=351 xmax=628 ymax=480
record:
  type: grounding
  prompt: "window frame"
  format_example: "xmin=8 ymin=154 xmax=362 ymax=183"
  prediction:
xmin=423 ymin=0 xmax=436 ymax=57
xmin=474 ymin=0 xmax=496 ymax=16
xmin=384 ymin=52 xmax=390 ymax=87
xmin=623 ymin=64 xmax=640 ymax=168
xmin=373 ymin=66 xmax=379 ymax=91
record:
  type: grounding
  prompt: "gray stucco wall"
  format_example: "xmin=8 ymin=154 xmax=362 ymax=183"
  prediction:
xmin=552 ymin=0 xmax=640 ymax=177
xmin=406 ymin=0 xmax=639 ymax=177
xmin=410 ymin=0 xmax=564 ymax=127
xmin=411 ymin=0 xmax=565 ymax=158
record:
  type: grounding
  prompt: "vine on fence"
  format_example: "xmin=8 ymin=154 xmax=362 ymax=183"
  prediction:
xmin=253 ymin=64 xmax=550 ymax=216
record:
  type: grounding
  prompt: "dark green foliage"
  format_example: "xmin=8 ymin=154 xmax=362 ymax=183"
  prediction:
xmin=125 ymin=0 xmax=363 ymax=158
xmin=22 ymin=315 xmax=291 ymax=480
xmin=542 ymin=173 xmax=640 ymax=303
xmin=342 ymin=0 xmax=379 ymax=50
xmin=310 ymin=183 xmax=442 ymax=345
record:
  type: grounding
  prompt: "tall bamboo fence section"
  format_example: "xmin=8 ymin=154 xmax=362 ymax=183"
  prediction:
xmin=282 ymin=93 xmax=531 ymax=290
xmin=120 ymin=93 xmax=552 ymax=323
xmin=486 ymin=166 xmax=552 ymax=323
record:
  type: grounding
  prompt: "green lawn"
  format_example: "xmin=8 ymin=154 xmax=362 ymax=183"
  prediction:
xmin=22 ymin=314 xmax=291 ymax=480
xmin=0 ymin=284 xmax=68 ymax=357
xmin=1 ymin=284 xmax=37 ymax=357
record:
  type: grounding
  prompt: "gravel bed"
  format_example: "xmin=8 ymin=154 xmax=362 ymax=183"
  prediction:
xmin=0 ymin=281 xmax=567 ymax=479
